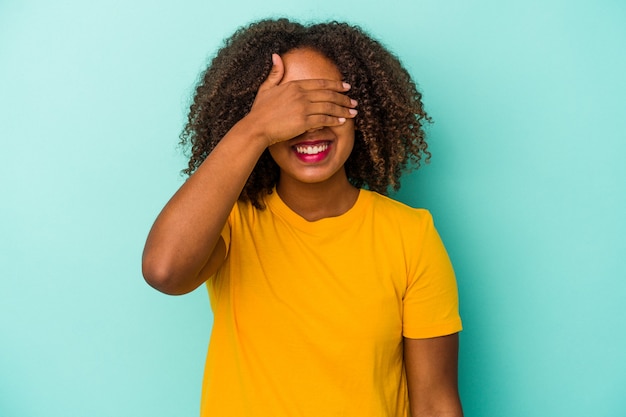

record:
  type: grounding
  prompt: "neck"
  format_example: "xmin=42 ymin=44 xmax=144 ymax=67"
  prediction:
xmin=276 ymin=177 xmax=360 ymax=222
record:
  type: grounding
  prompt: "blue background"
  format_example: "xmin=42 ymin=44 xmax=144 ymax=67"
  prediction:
xmin=1 ymin=0 xmax=625 ymax=416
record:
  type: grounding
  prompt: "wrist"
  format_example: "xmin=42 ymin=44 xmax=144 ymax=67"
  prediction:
xmin=232 ymin=114 xmax=272 ymax=149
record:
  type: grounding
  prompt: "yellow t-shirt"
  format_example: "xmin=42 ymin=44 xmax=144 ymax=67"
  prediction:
xmin=201 ymin=190 xmax=462 ymax=416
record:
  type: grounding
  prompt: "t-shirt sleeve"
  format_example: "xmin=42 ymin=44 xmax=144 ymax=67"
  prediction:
xmin=219 ymin=220 xmax=231 ymax=253
xmin=403 ymin=211 xmax=462 ymax=338
xmin=206 ymin=211 xmax=232 ymax=286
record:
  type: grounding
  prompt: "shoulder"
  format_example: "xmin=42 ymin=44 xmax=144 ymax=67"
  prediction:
xmin=227 ymin=197 xmax=265 ymax=227
xmin=364 ymin=190 xmax=433 ymax=227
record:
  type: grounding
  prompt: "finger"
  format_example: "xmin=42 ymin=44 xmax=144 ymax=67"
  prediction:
xmin=305 ymin=114 xmax=350 ymax=130
xmin=292 ymin=78 xmax=352 ymax=93
xmin=307 ymin=102 xmax=358 ymax=119
xmin=258 ymin=53 xmax=284 ymax=92
xmin=306 ymin=90 xmax=358 ymax=109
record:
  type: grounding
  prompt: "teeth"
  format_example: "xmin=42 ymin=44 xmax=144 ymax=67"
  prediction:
xmin=295 ymin=143 xmax=329 ymax=155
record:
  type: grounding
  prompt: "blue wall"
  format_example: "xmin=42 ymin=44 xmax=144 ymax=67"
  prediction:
xmin=1 ymin=1 xmax=624 ymax=416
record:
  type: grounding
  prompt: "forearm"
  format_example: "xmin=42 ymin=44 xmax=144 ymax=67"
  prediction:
xmin=142 ymin=119 xmax=267 ymax=294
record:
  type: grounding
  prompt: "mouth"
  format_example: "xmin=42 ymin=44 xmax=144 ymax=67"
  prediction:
xmin=294 ymin=141 xmax=330 ymax=155
xmin=292 ymin=140 xmax=332 ymax=163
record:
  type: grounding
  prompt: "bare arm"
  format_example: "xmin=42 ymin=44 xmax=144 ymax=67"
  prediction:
xmin=141 ymin=120 xmax=266 ymax=295
xmin=404 ymin=334 xmax=463 ymax=417
xmin=141 ymin=54 xmax=357 ymax=295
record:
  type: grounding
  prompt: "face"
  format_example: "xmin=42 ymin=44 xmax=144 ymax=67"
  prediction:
xmin=268 ymin=48 xmax=355 ymax=189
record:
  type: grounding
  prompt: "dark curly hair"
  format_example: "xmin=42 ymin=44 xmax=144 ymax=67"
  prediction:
xmin=181 ymin=18 xmax=432 ymax=208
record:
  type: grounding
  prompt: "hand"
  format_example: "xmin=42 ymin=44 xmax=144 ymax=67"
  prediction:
xmin=245 ymin=53 xmax=358 ymax=146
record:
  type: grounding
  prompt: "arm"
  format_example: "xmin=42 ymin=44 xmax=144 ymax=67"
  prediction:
xmin=141 ymin=118 xmax=265 ymax=295
xmin=141 ymin=54 xmax=357 ymax=295
xmin=404 ymin=334 xmax=463 ymax=417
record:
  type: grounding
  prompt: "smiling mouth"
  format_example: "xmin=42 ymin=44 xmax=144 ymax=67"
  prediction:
xmin=294 ymin=141 xmax=330 ymax=155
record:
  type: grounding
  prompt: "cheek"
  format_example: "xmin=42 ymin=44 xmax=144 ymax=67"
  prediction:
xmin=332 ymin=119 xmax=355 ymax=139
xmin=334 ymin=125 xmax=355 ymax=154
xmin=268 ymin=143 xmax=288 ymax=162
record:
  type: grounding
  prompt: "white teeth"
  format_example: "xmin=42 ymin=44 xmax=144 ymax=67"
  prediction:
xmin=295 ymin=143 xmax=329 ymax=155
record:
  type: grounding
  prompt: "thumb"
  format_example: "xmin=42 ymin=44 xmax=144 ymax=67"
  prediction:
xmin=258 ymin=53 xmax=284 ymax=92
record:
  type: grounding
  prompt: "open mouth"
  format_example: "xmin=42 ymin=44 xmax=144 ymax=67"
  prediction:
xmin=294 ymin=141 xmax=330 ymax=155
xmin=292 ymin=140 xmax=332 ymax=162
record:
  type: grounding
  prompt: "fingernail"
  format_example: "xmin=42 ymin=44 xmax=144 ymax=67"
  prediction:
xmin=349 ymin=109 xmax=358 ymax=115
xmin=338 ymin=117 xmax=346 ymax=123
xmin=272 ymin=53 xmax=279 ymax=65
xmin=342 ymin=82 xmax=351 ymax=90
xmin=350 ymin=99 xmax=358 ymax=107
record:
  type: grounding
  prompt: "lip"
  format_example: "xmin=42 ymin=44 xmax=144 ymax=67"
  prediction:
xmin=291 ymin=140 xmax=332 ymax=163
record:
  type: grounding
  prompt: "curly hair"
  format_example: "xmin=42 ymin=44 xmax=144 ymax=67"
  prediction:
xmin=181 ymin=18 xmax=431 ymax=208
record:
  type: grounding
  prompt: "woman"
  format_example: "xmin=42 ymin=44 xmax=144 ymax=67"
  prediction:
xmin=143 ymin=18 xmax=463 ymax=417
